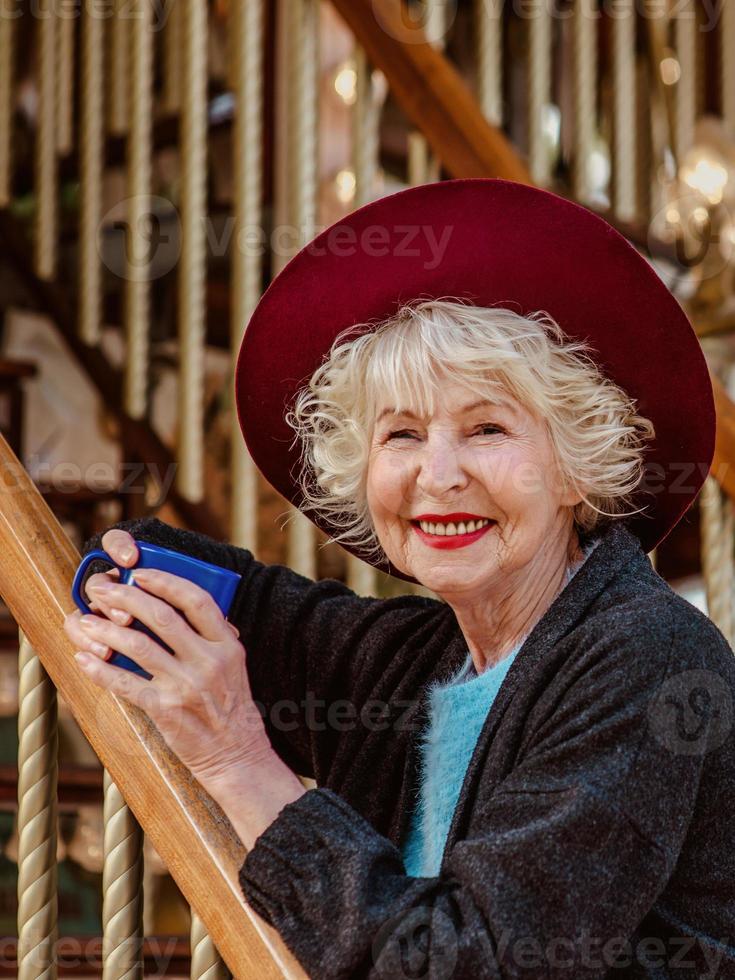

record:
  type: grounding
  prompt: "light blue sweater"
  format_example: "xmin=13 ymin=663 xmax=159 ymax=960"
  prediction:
xmin=401 ymin=536 xmax=602 ymax=878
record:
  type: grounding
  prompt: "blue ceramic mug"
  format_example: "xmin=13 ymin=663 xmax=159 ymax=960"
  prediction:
xmin=71 ymin=541 xmax=243 ymax=679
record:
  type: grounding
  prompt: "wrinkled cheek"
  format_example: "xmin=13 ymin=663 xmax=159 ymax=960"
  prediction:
xmin=472 ymin=453 xmax=519 ymax=492
xmin=368 ymin=461 xmax=412 ymax=516
xmin=507 ymin=460 xmax=548 ymax=501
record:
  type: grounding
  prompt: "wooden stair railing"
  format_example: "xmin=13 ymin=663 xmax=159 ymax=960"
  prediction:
xmin=711 ymin=372 xmax=735 ymax=500
xmin=330 ymin=0 xmax=531 ymax=183
xmin=327 ymin=0 xmax=707 ymax=266
xmin=0 ymin=431 xmax=307 ymax=979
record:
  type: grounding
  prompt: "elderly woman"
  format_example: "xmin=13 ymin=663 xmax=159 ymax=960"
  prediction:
xmin=64 ymin=179 xmax=735 ymax=979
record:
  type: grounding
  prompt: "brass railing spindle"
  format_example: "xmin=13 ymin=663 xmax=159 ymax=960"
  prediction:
xmin=79 ymin=1 xmax=104 ymax=345
xmin=231 ymin=0 xmax=265 ymax=551
xmin=17 ymin=630 xmax=58 ymax=980
xmin=102 ymin=770 xmax=144 ymax=980
xmin=177 ymin=0 xmax=209 ymax=503
xmin=190 ymin=911 xmax=231 ymax=980
xmin=286 ymin=0 xmax=319 ymax=580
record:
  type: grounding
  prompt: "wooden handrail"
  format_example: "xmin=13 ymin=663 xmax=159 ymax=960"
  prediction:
xmin=0 ymin=433 xmax=307 ymax=979
xmin=711 ymin=372 xmax=735 ymax=499
xmin=330 ymin=0 xmax=531 ymax=182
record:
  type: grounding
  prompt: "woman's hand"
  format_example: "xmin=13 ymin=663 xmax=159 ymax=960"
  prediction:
xmin=63 ymin=563 xmax=273 ymax=792
xmin=80 ymin=529 xmax=139 ymax=627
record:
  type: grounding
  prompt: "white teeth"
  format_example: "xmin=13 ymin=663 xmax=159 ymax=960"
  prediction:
xmin=417 ymin=518 xmax=491 ymax=536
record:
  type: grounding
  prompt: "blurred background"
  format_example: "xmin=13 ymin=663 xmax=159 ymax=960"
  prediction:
xmin=0 ymin=0 xmax=735 ymax=974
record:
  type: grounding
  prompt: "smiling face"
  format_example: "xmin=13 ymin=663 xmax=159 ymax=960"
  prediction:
xmin=366 ymin=376 xmax=584 ymax=602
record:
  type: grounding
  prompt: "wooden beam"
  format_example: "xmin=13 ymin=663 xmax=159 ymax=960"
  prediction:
xmin=329 ymin=0 xmax=531 ymax=182
xmin=711 ymin=372 xmax=735 ymax=500
xmin=0 ymin=432 xmax=306 ymax=979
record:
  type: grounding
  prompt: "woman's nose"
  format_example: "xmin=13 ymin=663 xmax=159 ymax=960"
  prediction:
xmin=414 ymin=436 xmax=469 ymax=496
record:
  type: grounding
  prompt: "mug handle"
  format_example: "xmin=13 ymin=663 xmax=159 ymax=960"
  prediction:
xmin=71 ymin=549 xmax=124 ymax=615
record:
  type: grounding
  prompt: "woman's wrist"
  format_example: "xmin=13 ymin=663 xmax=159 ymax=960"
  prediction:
xmin=203 ymin=751 xmax=308 ymax=852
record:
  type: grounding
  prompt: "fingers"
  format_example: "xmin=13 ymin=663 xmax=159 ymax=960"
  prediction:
xmin=101 ymin=529 xmax=139 ymax=566
xmin=66 ymin=608 xmax=179 ymax=679
xmin=83 ymin=569 xmax=132 ymax=626
xmin=74 ymin=649 xmax=153 ymax=707
xmin=65 ymin=608 xmax=112 ymax=659
xmin=121 ymin=569 xmax=232 ymax=644
xmin=84 ymin=574 xmax=224 ymax=658
xmin=80 ymin=528 xmax=137 ymax=624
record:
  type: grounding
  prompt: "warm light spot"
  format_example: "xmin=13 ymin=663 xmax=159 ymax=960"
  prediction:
xmin=335 ymin=169 xmax=356 ymax=203
xmin=334 ymin=63 xmax=357 ymax=105
xmin=691 ymin=206 xmax=709 ymax=226
xmin=660 ymin=56 xmax=681 ymax=86
xmin=681 ymin=155 xmax=728 ymax=206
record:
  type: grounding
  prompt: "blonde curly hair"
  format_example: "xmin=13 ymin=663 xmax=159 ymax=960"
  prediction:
xmin=284 ymin=298 xmax=656 ymax=566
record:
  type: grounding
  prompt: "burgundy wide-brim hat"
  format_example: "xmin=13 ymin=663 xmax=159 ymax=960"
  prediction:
xmin=236 ymin=177 xmax=715 ymax=582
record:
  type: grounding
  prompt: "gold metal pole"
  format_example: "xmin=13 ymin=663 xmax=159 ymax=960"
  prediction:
xmin=722 ymin=0 xmax=735 ymax=140
xmin=176 ymin=0 xmax=208 ymax=503
xmin=17 ymin=630 xmax=58 ymax=980
xmin=572 ymin=0 xmax=596 ymax=204
xmin=286 ymin=0 xmax=319 ymax=580
xmin=108 ymin=0 xmax=130 ymax=135
xmin=612 ymin=0 xmax=636 ymax=223
xmin=408 ymin=0 xmax=445 ymax=184
xmin=700 ymin=475 xmax=734 ymax=646
xmin=527 ymin=0 xmax=552 ymax=186
xmin=34 ymin=0 xmax=57 ymax=280
xmin=352 ymin=45 xmax=379 ymax=208
xmin=408 ymin=129 xmax=430 ymax=185
xmin=674 ymin=0 xmax=696 ymax=165
xmin=476 ymin=0 xmax=503 ymax=127
xmin=163 ymin=0 xmax=183 ymax=114
xmin=0 ymin=0 xmax=14 ymax=207
xmin=634 ymin=54 xmax=653 ymax=225
xmin=230 ymin=0 xmax=265 ymax=551
xmin=102 ymin=771 xmax=144 ymax=980
xmin=79 ymin=1 xmax=104 ymax=345
xmin=56 ymin=12 xmax=74 ymax=154
xmin=190 ymin=911 xmax=231 ymax=980
xmin=347 ymin=44 xmax=380 ymax=596
xmin=123 ymin=0 xmax=154 ymax=419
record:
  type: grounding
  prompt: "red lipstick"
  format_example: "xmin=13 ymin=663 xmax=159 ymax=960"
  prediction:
xmin=412 ymin=512 xmax=489 ymax=522
xmin=410 ymin=516 xmax=496 ymax=550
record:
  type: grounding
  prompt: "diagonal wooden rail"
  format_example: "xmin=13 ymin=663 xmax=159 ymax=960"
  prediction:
xmin=330 ymin=0 xmax=531 ymax=182
xmin=0 ymin=432 xmax=306 ymax=979
xmin=711 ymin=371 xmax=735 ymax=499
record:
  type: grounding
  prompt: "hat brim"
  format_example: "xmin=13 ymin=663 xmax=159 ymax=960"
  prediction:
xmin=236 ymin=178 xmax=715 ymax=584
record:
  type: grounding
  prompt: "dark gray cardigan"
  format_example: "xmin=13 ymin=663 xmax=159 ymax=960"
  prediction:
xmin=83 ymin=518 xmax=735 ymax=979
